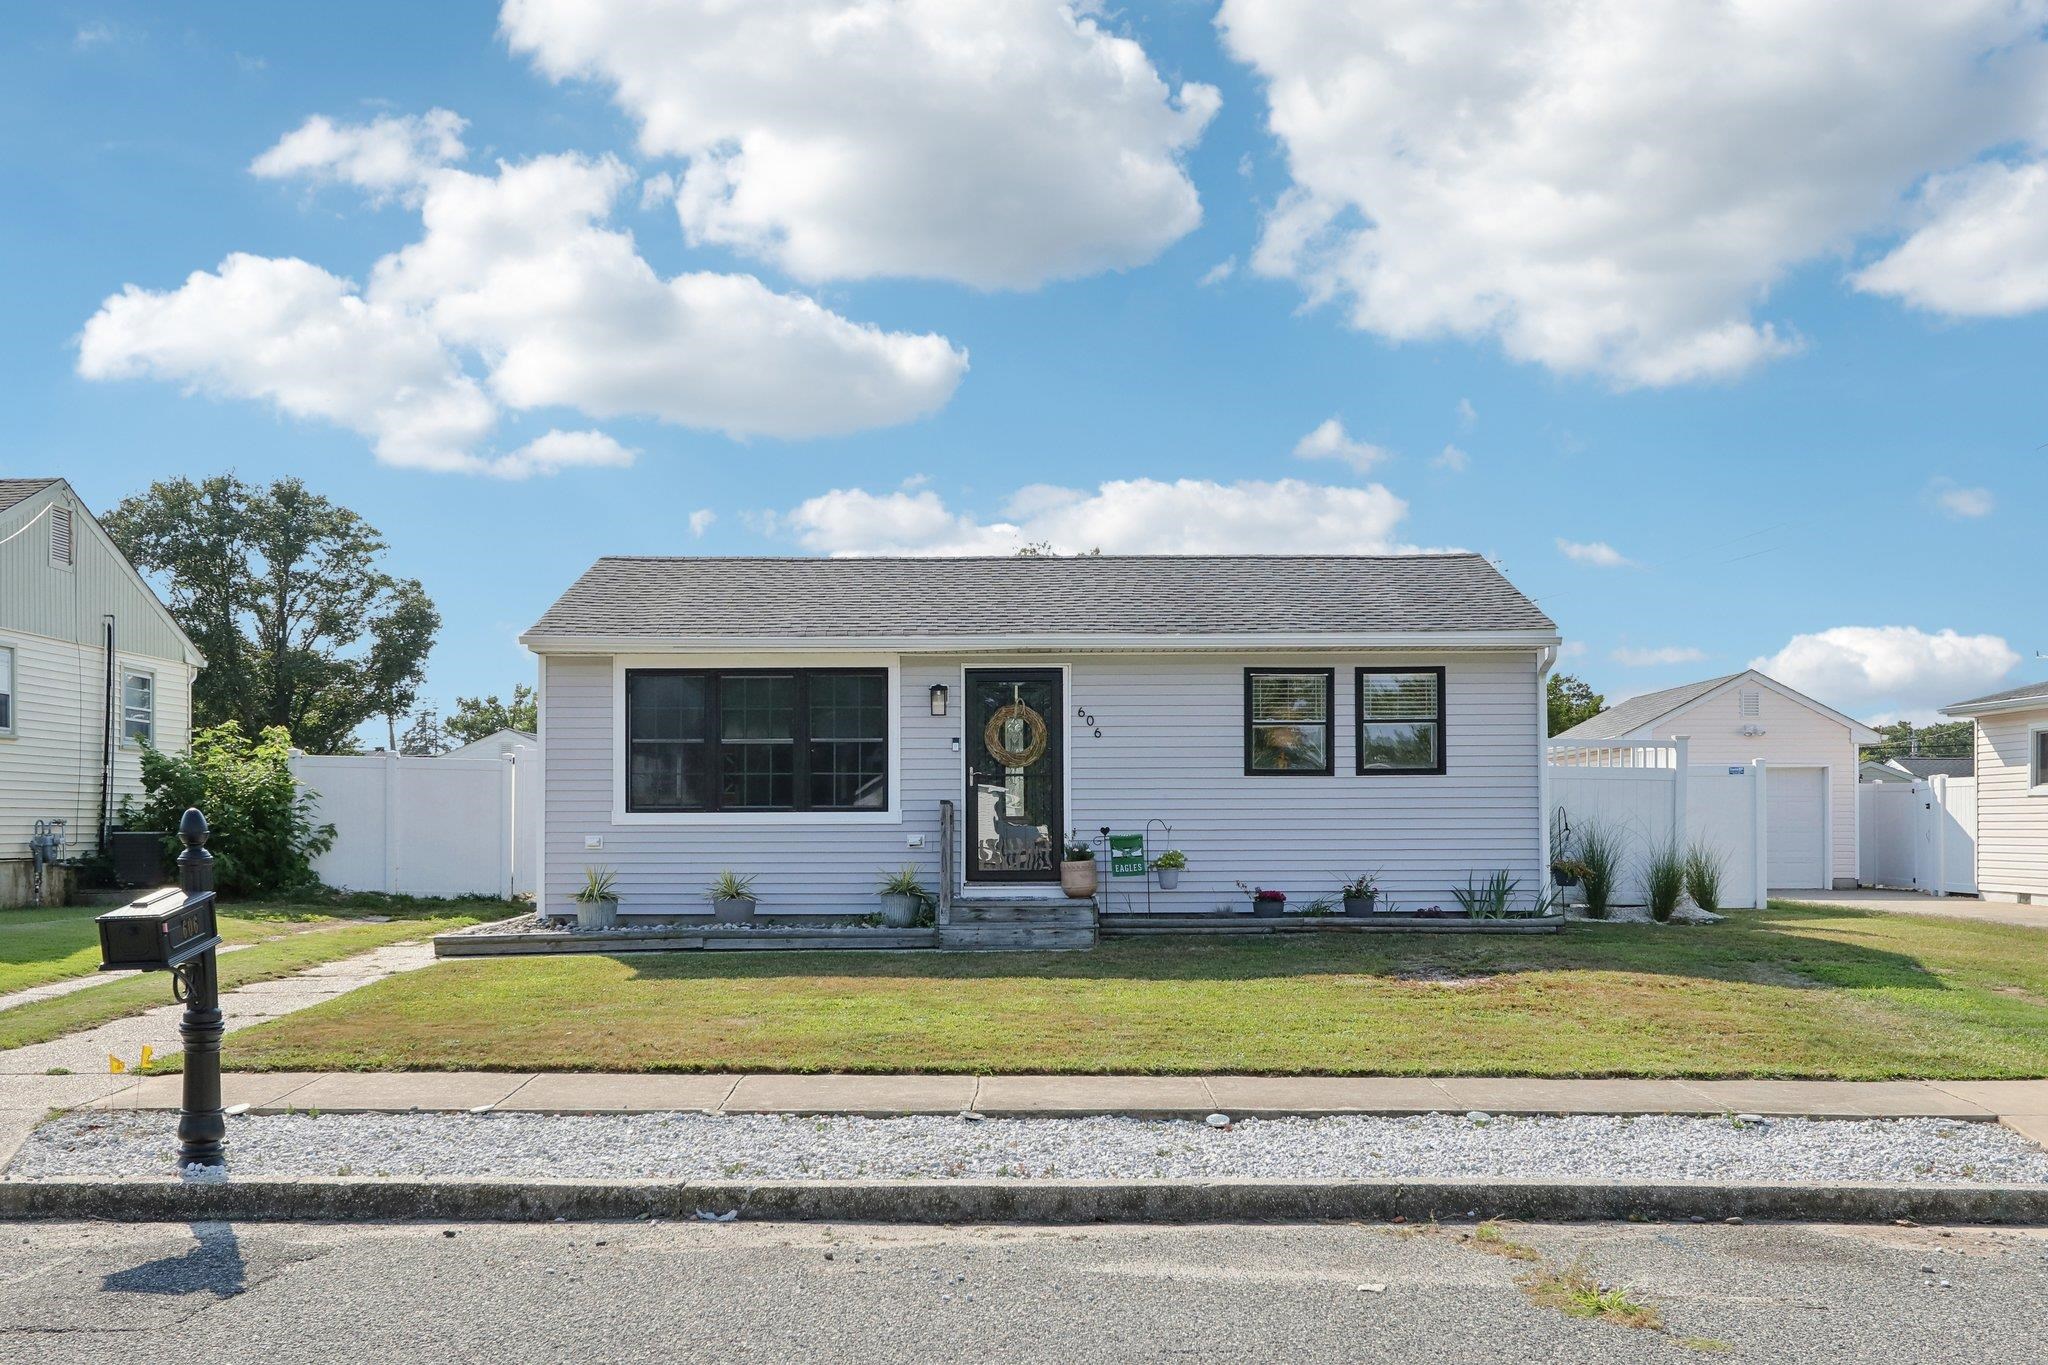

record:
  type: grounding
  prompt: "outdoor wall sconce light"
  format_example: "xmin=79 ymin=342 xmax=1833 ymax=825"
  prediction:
xmin=929 ymin=683 xmax=948 ymax=717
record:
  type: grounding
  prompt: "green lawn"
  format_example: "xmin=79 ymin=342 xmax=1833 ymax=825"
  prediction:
xmin=217 ymin=902 xmax=2048 ymax=1080
xmin=0 ymin=896 xmax=519 ymax=1053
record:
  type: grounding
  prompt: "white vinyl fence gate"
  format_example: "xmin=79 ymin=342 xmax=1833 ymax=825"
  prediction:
xmin=291 ymin=749 xmax=538 ymax=900
xmin=1858 ymin=776 xmax=1976 ymax=896
xmin=1546 ymin=739 xmax=1769 ymax=909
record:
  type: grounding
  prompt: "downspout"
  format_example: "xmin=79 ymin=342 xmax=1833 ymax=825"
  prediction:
xmin=100 ymin=615 xmax=117 ymax=851
xmin=1535 ymin=645 xmax=1558 ymax=899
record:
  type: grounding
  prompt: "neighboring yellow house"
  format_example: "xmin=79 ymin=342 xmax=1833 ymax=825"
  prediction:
xmin=1943 ymin=682 xmax=2048 ymax=905
xmin=0 ymin=478 xmax=205 ymax=906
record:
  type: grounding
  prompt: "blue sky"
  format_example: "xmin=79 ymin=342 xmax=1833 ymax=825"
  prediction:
xmin=4 ymin=1 xmax=2042 ymax=734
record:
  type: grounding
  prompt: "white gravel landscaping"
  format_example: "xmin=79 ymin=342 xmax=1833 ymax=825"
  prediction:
xmin=9 ymin=1110 xmax=2048 ymax=1184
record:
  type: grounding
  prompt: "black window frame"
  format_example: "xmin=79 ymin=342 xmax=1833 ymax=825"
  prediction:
xmin=1242 ymin=667 xmax=1336 ymax=777
xmin=624 ymin=666 xmax=889 ymax=814
xmin=1354 ymin=665 xmax=1447 ymax=776
xmin=2033 ymin=726 xmax=2048 ymax=790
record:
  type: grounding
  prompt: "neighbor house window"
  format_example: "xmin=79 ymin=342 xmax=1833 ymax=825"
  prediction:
xmin=625 ymin=668 xmax=887 ymax=812
xmin=1356 ymin=667 xmax=1446 ymax=775
xmin=1244 ymin=669 xmax=1334 ymax=775
xmin=0 ymin=645 xmax=14 ymax=735
xmin=49 ymin=506 xmax=73 ymax=566
xmin=2034 ymin=727 xmax=2048 ymax=792
xmin=121 ymin=669 xmax=154 ymax=747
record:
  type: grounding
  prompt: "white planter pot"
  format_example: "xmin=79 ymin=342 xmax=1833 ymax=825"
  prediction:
xmin=877 ymin=892 xmax=920 ymax=927
xmin=576 ymin=897 xmax=619 ymax=931
xmin=1154 ymin=868 xmax=1181 ymax=890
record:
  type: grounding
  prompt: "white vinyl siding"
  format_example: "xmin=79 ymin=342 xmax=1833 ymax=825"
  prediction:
xmin=542 ymin=648 xmax=1545 ymax=918
xmin=1974 ymin=707 xmax=2048 ymax=900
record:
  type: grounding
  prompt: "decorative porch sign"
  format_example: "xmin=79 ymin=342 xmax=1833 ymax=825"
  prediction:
xmin=1108 ymin=834 xmax=1147 ymax=877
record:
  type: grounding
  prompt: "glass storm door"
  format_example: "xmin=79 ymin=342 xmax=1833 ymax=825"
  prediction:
xmin=964 ymin=669 xmax=1064 ymax=884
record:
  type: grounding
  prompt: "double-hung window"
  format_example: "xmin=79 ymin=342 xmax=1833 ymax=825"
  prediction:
xmin=0 ymin=644 xmax=14 ymax=735
xmin=625 ymin=668 xmax=888 ymax=813
xmin=121 ymin=669 xmax=154 ymax=747
xmin=1356 ymin=667 xmax=1446 ymax=775
xmin=1244 ymin=668 xmax=1334 ymax=775
xmin=2032 ymin=725 xmax=2048 ymax=794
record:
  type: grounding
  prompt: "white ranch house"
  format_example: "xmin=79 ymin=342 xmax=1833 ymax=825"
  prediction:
xmin=520 ymin=554 xmax=1561 ymax=931
xmin=1552 ymin=669 xmax=1878 ymax=890
xmin=0 ymin=477 xmax=202 ymax=906
xmin=1943 ymin=681 xmax=2048 ymax=905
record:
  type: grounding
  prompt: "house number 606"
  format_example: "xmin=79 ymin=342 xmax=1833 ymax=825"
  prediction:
xmin=1074 ymin=706 xmax=1102 ymax=738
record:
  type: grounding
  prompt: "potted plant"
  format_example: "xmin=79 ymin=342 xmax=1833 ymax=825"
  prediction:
xmin=1151 ymin=848 xmax=1187 ymax=890
xmin=1237 ymin=882 xmax=1286 ymax=918
xmin=1060 ymin=836 xmax=1098 ymax=899
xmin=573 ymin=866 xmax=619 ymax=930
xmin=1549 ymin=856 xmax=1590 ymax=888
xmin=1340 ymin=870 xmax=1382 ymax=917
xmin=875 ymin=864 xmax=928 ymax=928
xmin=707 ymin=869 xmax=758 ymax=923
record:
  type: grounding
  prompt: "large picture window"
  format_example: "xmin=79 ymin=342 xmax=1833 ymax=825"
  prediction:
xmin=1244 ymin=668 xmax=1334 ymax=775
xmin=626 ymin=668 xmax=887 ymax=812
xmin=1356 ymin=667 xmax=1445 ymax=775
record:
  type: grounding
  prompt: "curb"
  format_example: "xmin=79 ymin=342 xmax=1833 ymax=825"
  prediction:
xmin=4 ymin=1177 xmax=2047 ymax=1225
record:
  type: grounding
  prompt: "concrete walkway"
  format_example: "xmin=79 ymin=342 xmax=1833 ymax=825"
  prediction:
xmin=69 ymin=1071 xmax=2048 ymax=1142
xmin=0 ymin=941 xmax=441 ymax=1165
xmin=1777 ymin=888 xmax=2048 ymax=930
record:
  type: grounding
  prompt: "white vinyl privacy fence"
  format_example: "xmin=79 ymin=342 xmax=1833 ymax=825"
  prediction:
xmin=291 ymin=749 xmax=538 ymax=900
xmin=1859 ymin=776 xmax=1976 ymax=896
xmin=1546 ymin=739 xmax=1769 ymax=909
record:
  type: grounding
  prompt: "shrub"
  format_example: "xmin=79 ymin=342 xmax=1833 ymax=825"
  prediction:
xmin=123 ymin=722 xmax=334 ymax=897
xmin=1150 ymin=849 xmax=1187 ymax=871
xmin=1684 ymin=841 xmax=1726 ymax=914
xmin=707 ymin=870 xmax=757 ymax=901
xmin=1574 ymin=823 xmax=1620 ymax=920
xmin=1452 ymin=869 xmax=1519 ymax=919
xmin=1645 ymin=840 xmax=1686 ymax=923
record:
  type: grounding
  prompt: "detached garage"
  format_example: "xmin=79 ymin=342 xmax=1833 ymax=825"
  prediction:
xmin=1554 ymin=670 xmax=1879 ymax=890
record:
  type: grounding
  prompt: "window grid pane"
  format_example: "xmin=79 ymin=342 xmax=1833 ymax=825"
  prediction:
xmin=1356 ymin=669 xmax=1443 ymax=773
xmin=1250 ymin=675 xmax=1327 ymax=724
xmin=1359 ymin=721 xmax=1438 ymax=770
xmin=1247 ymin=671 xmax=1330 ymax=773
xmin=122 ymin=673 xmax=152 ymax=744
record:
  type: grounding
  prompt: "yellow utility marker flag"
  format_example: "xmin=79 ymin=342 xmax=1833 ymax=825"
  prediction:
xmin=140 ymin=1046 xmax=154 ymax=1068
xmin=108 ymin=1055 xmax=126 ymax=1074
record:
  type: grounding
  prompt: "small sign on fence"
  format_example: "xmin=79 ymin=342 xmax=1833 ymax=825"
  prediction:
xmin=1108 ymin=834 xmax=1147 ymax=877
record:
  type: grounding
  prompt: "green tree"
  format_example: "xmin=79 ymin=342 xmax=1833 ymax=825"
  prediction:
xmin=1547 ymin=672 xmax=1605 ymax=736
xmin=122 ymin=722 xmax=335 ymax=896
xmin=1862 ymin=719 xmax=1974 ymax=762
xmin=103 ymin=476 xmax=440 ymax=754
xmin=399 ymin=707 xmax=452 ymax=756
xmin=446 ymin=684 xmax=538 ymax=745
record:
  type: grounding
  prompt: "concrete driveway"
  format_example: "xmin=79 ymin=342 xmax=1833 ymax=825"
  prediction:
xmin=1775 ymin=887 xmax=2048 ymax=930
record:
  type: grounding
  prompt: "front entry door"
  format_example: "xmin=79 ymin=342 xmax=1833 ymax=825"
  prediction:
xmin=964 ymin=669 xmax=1064 ymax=884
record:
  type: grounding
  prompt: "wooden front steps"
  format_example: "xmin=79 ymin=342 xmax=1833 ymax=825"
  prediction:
xmin=940 ymin=896 xmax=1098 ymax=951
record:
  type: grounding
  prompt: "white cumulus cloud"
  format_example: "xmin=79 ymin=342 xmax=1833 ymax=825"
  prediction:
xmin=251 ymin=109 xmax=468 ymax=202
xmin=1432 ymin=444 xmax=1469 ymax=473
xmin=1292 ymin=417 xmax=1391 ymax=473
xmin=1612 ymin=645 xmax=1707 ymax=668
xmin=1217 ymin=1 xmax=2048 ymax=384
xmin=784 ymin=477 xmax=1413 ymax=556
xmin=1928 ymin=480 xmax=1996 ymax=518
xmin=483 ymin=429 xmax=637 ymax=480
xmin=1855 ymin=160 xmax=2048 ymax=316
xmin=687 ymin=508 xmax=715 ymax=537
xmin=500 ymin=0 xmax=1218 ymax=289
xmin=1557 ymin=539 xmax=1633 ymax=568
xmin=1751 ymin=625 xmax=2020 ymax=721
xmin=81 ymin=116 xmax=969 ymax=472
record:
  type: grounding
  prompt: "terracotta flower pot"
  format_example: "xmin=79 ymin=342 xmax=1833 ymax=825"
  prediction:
xmin=1060 ymin=859 xmax=1098 ymax=899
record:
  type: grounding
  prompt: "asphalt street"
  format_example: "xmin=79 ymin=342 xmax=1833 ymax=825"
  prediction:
xmin=3 ymin=1217 xmax=2045 ymax=1362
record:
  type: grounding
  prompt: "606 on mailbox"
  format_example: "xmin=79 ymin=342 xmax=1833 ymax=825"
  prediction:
xmin=96 ymin=886 xmax=221 ymax=972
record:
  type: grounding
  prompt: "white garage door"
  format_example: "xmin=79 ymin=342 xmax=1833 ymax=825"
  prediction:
xmin=1767 ymin=766 xmax=1827 ymax=889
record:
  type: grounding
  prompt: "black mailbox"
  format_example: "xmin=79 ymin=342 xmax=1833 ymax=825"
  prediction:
xmin=96 ymin=887 xmax=221 ymax=972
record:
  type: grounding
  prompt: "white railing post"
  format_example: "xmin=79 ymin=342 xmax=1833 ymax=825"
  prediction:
xmin=1672 ymin=736 xmax=1690 ymax=848
xmin=381 ymin=748 xmax=401 ymax=895
xmin=501 ymin=751 xmax=518 ymax=902
xmin=1929 ymin=775 xmax=1948 ymax=898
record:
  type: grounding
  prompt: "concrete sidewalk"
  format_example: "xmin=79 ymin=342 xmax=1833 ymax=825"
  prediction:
xmin=73 ymin=1071 xmax=2048 ymax=1138
xmin=1778 ymin=888 xmax=2048 ymax=930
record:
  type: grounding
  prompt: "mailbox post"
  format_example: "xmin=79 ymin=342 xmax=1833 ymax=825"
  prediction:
xmin=94 ymin=808 xmax=226 ymax=1168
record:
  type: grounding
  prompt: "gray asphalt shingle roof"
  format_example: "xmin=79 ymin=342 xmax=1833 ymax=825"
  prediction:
xmin=0 ymin=478 xmax=57 ymax=515
xmin=525 ymin=554 xmax=1555 ymax=643
xmin=1551 ymin=673 xmax=1744 ymax=742
xmin=1945 ymin=681 xmax=2048 ymax=713
xmin=1886 ymin=755 xmax=1974 ymax=780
